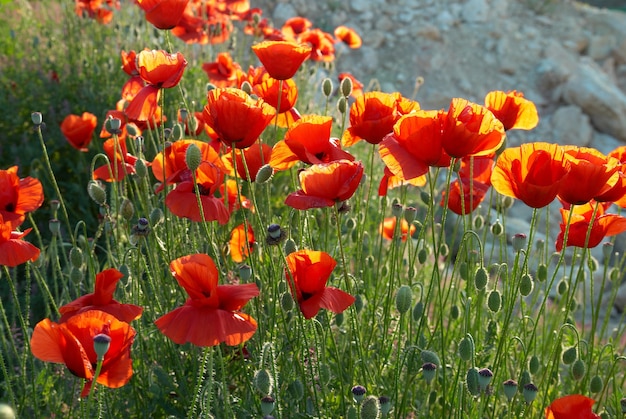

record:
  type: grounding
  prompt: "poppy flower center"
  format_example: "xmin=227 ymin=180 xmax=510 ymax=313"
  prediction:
xmin=4 ymin=202 xmax=14 ymax=212
xmin=301 ymin=291 xmax=314 ymax=301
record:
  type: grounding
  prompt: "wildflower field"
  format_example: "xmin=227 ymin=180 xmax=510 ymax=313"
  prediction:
xmin=1 ymin=1 xmax=625 ymax=418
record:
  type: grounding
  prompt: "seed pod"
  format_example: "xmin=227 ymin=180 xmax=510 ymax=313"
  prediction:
xmin=522 ymin=383 xmax=538 ymax=404
xmin=502 ymin=379 xmax=518 ymax=402
xmin=359 ymin=395 xmax=380 ymax=419
xmin=478 ymin=368 xmax=493 ymax=392
xmin=421 ymin=362 xmax=437 ymax=384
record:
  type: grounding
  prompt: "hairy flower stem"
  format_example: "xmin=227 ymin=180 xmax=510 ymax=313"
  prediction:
xmin=189 ymin=346 xmax=213 ymax=417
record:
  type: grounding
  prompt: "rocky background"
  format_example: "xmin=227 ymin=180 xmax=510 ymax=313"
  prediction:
xmin=255 ymin=0 xmax=626 ymax=327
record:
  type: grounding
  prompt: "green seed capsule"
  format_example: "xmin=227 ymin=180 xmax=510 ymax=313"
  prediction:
xmin=360 ymin=396 xmax=380 ymax=419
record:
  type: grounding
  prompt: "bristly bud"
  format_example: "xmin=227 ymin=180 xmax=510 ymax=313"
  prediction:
xmin=522 ymin=383 xmax=538 ymax=404
xmin=70 ymin=266 xmax=83 ymax=284
xmin=395 ymin=285 xmax=412 ymax=314
xmin=266 ymin=224 xmax=287 ymax=246
xmin=255 ymin=164 xmax=274 ymax=184
xmin=241 ymin=80 xmax=253 ymax=95
xmin=417 ymin=248 xmax=428 ymax=264
xmin=260 ymin=396 xmax=275 ymax=416
xmin=478 ymin=368 xmax=493 ymax=392
xmin=466 ymin=367 xmax=480 ymax=396
xmin=31 ymin=111 xmax=43 ymax=125
xmin=322 ymin=78 xmax=333 ymax=97
xmin=287 ymin=379 xmax=304 ymax=401
xmin=119 ymin=198 xmax=135 ymax=221
xmin=334 ymin=312 xmax=344 ymax=327
xmin=562 ymin=346 xmax=577 ymax=365
xmin=487 ymin=289 xmax=501 ymax=313
xmin=458 ymin=335 xmax=474 ymax=362
xmin=351 ymin=385 xmax=367 ymax=404
xmin=450 ymin=304 xmax=460 ymax=320
xmin=472 ymin=214 xmax=484 ymax=230
xmin=135 ymin=159 xmax=148 ymax=179
xmin=519 ymin=273 xmax=533 ymax=297
xmin=500 ymin=195 xmax=515 ymax=210
xmin=49 ymin=218 xmax=60 ymax=236
xmin=502 ymin=379 xmax=517 ymax=402
xmin=93 ymin=333 xmax=111 ymax=360
xmin=280 ymin=291 xmax=294 ymax=311
xmin=337 ymin=96 xmax=347 ymax=114
xmin=557 ymin=278 xmax=569 ymax=296
xmin=185 ymin=143 xmax=202 ymax=171
xmin=253 ymin=369 xmax=273 ymax=396
xmin=512 ymin=233 xmax=527 ymax=252
xmin=412 ymin=301 xmax=424 ymax=321
xmin=360 ymin=395 xmax=380 ymax=419
xmin=490 ymin=220 xmax=503 ymax=236
xmin=537 ymin=263 xmax=548 ymax=282
xmin=341 ymin=76 xmax=353 ymax=98
xmin=283 ymin=238 xmax=297 ymax=255
xmin=474 ymin=266 xmax=489 ymax=291
xmin=422 ymin=362 xmax=437 ymax=384
xmin=149 ymin=207 xmax=164 ymax=227
xmin=571 ymin=358 xmax=586 ymax=381
xmin=420 ymin=190 xmax=432 ymax=205
xmin=589 ymin=375 xmax=603 ymax=393
xmin=87 ymin=180 xmax=107 ymax=205
xmin=69 ymin=247 xmax=83 ymax=269
xmin=127 ymin=124 xmax=139 ymax=137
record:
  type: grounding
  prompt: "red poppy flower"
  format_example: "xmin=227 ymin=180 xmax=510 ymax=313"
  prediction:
xmin=202 ymin=87 xmax=275 ymax=149
xmin=379 ymin=110 xmax=450 ymax=182
xmin=251 ymin=40 xmax=312 ymax=80
xmin=558 ymin=146 xmax=620 ymax=205
xmin=545 ymin=394 xmax=600 ymax=419
xmin=202 ymin=52 xmax=246 ymax=88
xmin=75 ymin=0 xmax=118 ymax=24
xmin=334 ymin=26 xmax=362 ymax=48
xmin=281 ymin=17 xmax=313 ymax=41
xmin=285 ymin=160 xmax=364 ymax=210
xmin=155 ymin=253 xmax=259 ymax=346
xmin=556 ymin=200 xmax=626 ymax=251
xmin=219 ymin=179 xmax=253 ymax=214
xmin=338 ymin=72 xmax=364 ymax=98
xmin=58 ymin=268 xmax=143 ymax=323
xmin=60 ymin=112 xmax=98 ymax=152
xmin=137 ymin=0 xmax=189 ymax=30
xmin=30 ymin=310 xmax=136 ymax=397
xmin=484 ymin=90 xmax=539 ymax=131
xmin=229 ymin=223 xmax=255 ymax=263
xmin=151 ymin=139 xmax=218 ymax=186
xmin=284 ymin=249 xmax=355 ymax=319
xmin=441 ymin=98 xmax=506 ymax=158
xmin=270 ymin=115 xmax=354 ymax=171
xmin=223 ymin=143 xmax=272 ymax=181
xmin=120 ymin=50 xmax=139 ymax=76
xmin=253 ymin=77 xmax=299 ymax=127
xmin=298 ymin=29 xmax=336 ymax=62
xmin=0 ymin=214 xmax=40 ymax=267
xmin=0 ymin=166 xmax=44 ymax=229
xmin=93 ymin=138 xmax=141 ymax=182
xmin=342 ymin=91 xmax=405 ymax=147
xmin=379 ymin=217 xmax=415 ymax=241
xmin=442 ymin=178 xmax=491 ymax=215
xmin=378 ymin=166 xmax=426 ymax=197
xmin=126 ymin=50 xmax=187 ymax=122
xmin=491 ymin=142 xmax=569 ymax=208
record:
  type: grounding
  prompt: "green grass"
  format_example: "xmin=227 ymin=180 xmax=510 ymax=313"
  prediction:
xmin=0 ymin=2 xmax=625 ymax=418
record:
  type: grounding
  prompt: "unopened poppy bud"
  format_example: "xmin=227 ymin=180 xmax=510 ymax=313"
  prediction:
xmin=239 ymin=264 xmax=252 ymax=281
xmin=31 ymin=111 xmax=43 ymax=125
xmin=341 ymin=76 xmax=353 ymax=98
xmin=528 ymin=355 xmax=540 ymax=375
xmin=589 ymin=375 xmax=603 ymax=393
xmin=502 ymin=379 xmax=517 ymax=402
xmin=88 ymin=180 xmax=107 ymax=205
xmin=379 ymin=396 xmax=391 ymax=416
xmin=149 ymin=207 xmax=164 ymax=227
xmin=127 ymin=124 xmax=139 ymax=137
xmin=610 ymin=267 xmax=620 ymax=281
xmin=472 ymin=214 xmax=484 ymax=230
xmin=458 ymin=335 xmax=474 ymax=362
xmin=490 ymin=220 xmax=503 ymax=236
xmin=254 ymin=369 xmax=273 ymax=396
xmin=562 ymin=346 xmax=577 ymax=365
xmin=412 ymin=301 xmax=424 ymax=321
xmin=557 ymin=278 xmax=568 ymax=295
xmin=171 ymin=123 xmax=184 ymax=141
xmin=70 ymin=266 xmax=83 ymax=284
xmin=450 ymin=303 xmax=460 ymax=320
xmin=334 ymin=312 xmax=344 ymax=327
xmin=395 ymin=285 xmax=412 ymax=314
xmin=260 ymin=396 xmax=275 ymax=416
xmin=478 ymin=368 xmax=493 ymax=392
xmin=240 ymin=81 xmax=253 ymax=95
xmin=571 ymin=359 xmax=586 ymax=381
xmin=519 ymin=370 xmax=532 ymax=389
xmin=620 ymin=397 xmax=626 ymax=414
xmin=588 ymin=256 xmax=598 ymax=272
xmin=519 ymin=273 xmax=533 ymax=296
xmin=354 ymin=294 xmax=364 ymax=313
xmin=337 ymin=96 xmax=347 ymax=114
xmin=417 ymin=248 xmax=428 ymax=264
xmin=287 ymin=379 xmax=304 ymax=401
xmin=537 ymin=263 xmax=548 ymax=282
xmin=0 ymin=403 xmax=16 ymax=419
xmin=119 ymin=264 xmax=130 ymax=281
xmin=501 ymin=195 xmax=515 ymax=210
xmin=93 ymin=333 xmax=111 ymax=360
xmin=439 ymin=243 xmax=449 ymax=257
xmin=420 ymin=190 xmax=431 ymax=205
xmin=134 ymin=159 xmax=147 ymax=179
xmin=422 ymin=362 xmax=437 ymax=383
xmin=351 ymin=385 xmax=366 ymax=403
xmin=512 ymin=233 xmax=527 ymax=252
xmin=119 ymin=198 xmax=135 ymax=221
xmin=283 ymin=238 xmax=297 ymax=255
xmin=185 ymin=143 xmax=202 ymax=171
xmin=522 ymin=383 xmax=538 ymax=403
xmin=49 ymin=218 xmax=60 ymax=236
xmin=411 ymin=221 xmax=422 ymax=239
xmin=474 ymin=266 xmax=489 ymax=291
xmin=466 ymin=367 xmax=480 ymax=396
xmin=255 ymin=164 xmax=274 ymax=184
xmin=321 ymin=78 xmax=333 ymax=97
xmin=69 ymin=247 xmax=83 ymax=269
xmin=360 ymin=395 xmax=380 ymax=419
xmin=487 ymin=289 xmax=501 ymax=312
